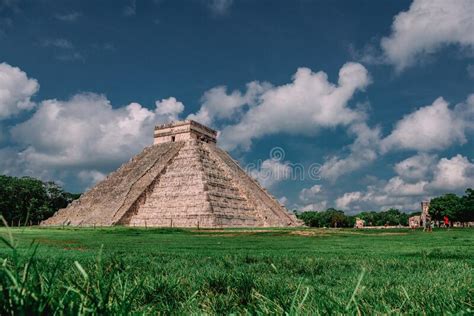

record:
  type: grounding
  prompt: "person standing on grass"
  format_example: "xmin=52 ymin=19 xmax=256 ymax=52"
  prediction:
xmin=427 ymin=216 xmax=433 ymax=232
xmin=424 ymin=215 xmax=432 ymax=232
xmin=444 ymin=216 xmax=449 ymax=228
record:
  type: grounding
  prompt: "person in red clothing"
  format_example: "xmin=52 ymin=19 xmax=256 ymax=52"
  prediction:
xmin=443 ymin=216 xmax=449 ymax=228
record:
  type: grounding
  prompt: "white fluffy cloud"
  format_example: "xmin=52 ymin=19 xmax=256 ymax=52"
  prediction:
xmin=336 ymin=189 xmax=424 ymax=212
xmin=216 ymin=63 xmax=370 ymax=150
xmin=320 ymin=122 xmax=381 ymax=181
xmin=381 ymin=0 xmax=474 ymax=71
xmin=299 ymin=184 xmax=322 ymax=202
xmin=335 ymin=192 xmax=362 ymax=210
xmin=155 ymin=97 xmax=185 ymax=121
xmin=383 ymin=176 xmax=428 ymax=197
xmin=336 ymin=154 xmax=474 ymax=211
xmin=0 ymin=63 xmax=185 ymax=188
xmin=10 ymin=93 xmax=183 ymax=172
xmin=0 ymin=62 xmax=39 ymax=119
xmin=187 ymin=82 xmax=270 ymax=126
xmin=249 ymin=159 xmax=292 ymax=188
xmin=427 ymin=154 xmax=474 ymax=191
xmin=382 ymin=97 xmax=467 ymax=152
xmin=298 ymin=184 xmax=328 ymax=211
xmin=301 ymin=200 xmax=328 ymax=212
xmin=335 ymin=183 xmax=426 ymax=212
xmin=319 ymin=94 xmax=474 ymax=181
xmin=394 ymin=153 xmax=437 ymax=182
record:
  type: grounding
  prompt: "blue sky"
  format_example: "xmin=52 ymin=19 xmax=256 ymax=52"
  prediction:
xmin=0 ymin=0 xmax=473 ymax=212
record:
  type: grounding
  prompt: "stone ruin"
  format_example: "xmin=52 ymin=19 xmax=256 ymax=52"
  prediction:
xmin=420 ymin=201 xmax=430 ymax=223
xmin=42 ymin=120 xmax=301 ymax=228
xmin=409 ymin=201 xmax=430 ymax=229
xmin=354 ymin=218 xmax=365 ymax=229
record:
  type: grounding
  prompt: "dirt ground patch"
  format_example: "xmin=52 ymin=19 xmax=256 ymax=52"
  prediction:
xmin=289 ymin=230 xmax=329 ymax=237
xmin=332 ymin=231 xmax=408 ymax=236
xmin=364 ymin=232 xmax=408 ymax=236
xmin=194 ymin=233 xmax=241 ymax=237
xmin=190 ymin=229 xmax=281 ymax=233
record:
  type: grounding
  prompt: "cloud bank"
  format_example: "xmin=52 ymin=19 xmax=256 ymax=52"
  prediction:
xmin=201 ymin=63 xmax=371 ymax=150
xmin=335 ymin=154 xmax=474 ymax=211
xmin=0 ymin=62 xmax=185 ymax=187
xmin=0 ymin=62 xmax=39 ymax=119
xmin=381 ymin=97 xmax=468 ymax=152
xmin=381 ymin=0 xmax=474 ymax=71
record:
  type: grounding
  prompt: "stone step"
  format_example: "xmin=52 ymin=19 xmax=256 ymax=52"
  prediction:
xmin=151 ymin=188 xmax=206 ymax=195
xmin=135 ymin=207 xmax=213 ymax=216
xmin=203 ymin=173 xmax=232 ymax=182
xmin=157 ymin=182 xmax=205 ymax=189
xmin=205 ymin=179 xmax=240 ymax=190
xmin=157 ymin=171 xmax=203 ymax=177
xmin=142 ymin=199 xmax=210 ymax=207
xmin=207 ymin=191 xmax=246 ymax=200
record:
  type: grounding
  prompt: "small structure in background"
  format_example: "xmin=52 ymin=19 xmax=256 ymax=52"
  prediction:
xmin=409 ymin=201 xmax=431 ymax=230
xmin=421 ymin=201 xmax=432 ymax=231
xmin=421 ymin=201 xmax=430 ymax=224
xmin=354 ymin=218 xmax=365 ymax=229
xmin=409 ymin=215 xmax=421 ymax=229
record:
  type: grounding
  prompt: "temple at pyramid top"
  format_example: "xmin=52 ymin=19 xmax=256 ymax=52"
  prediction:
xmin=154 ymin=120 xmax=217 ymax=144
xmin=42 ymin=120 xmax=301 ymax=228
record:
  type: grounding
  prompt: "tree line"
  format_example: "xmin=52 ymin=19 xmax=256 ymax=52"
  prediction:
xmin=0 ymin=175 xmax=80 ymax=226
xmin=297 ymin=188 xmax=474 ymax=228
xmin=297 ymin=208 xmax=414 ymax=228
xmin=429 ymin=189 xmax=474 ymax=224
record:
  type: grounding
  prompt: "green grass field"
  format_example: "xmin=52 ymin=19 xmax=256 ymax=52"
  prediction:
xmin=0 ymin=227 xmax=472 ymax=314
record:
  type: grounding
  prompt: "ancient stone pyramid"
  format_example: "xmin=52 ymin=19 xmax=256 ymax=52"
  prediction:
xmin=42 ymin=120 xmax=300 ymax=227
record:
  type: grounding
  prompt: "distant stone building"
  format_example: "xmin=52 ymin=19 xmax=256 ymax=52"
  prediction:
xmin=421 ymin=201 xmax=430 ymax=225
xmin=42 ymin=120 xmax=301 ymax=228
xmin=409 ymin=215 xmax=421 ymax=229
xmin=354 ymin=218 xmax=365 ymax=229
xmin=408 ymin=201 xmax=430 ymax=229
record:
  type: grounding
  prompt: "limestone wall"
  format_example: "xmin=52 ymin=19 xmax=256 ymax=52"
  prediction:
xmin=41 ymin=142 xmax=183 ymax=226
xmin=207 ymin=144 xmax=301 ymax=227
xmin=124 ymin=140 xmax=259 ymax=227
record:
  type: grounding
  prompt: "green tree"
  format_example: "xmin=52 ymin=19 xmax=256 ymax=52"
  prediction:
xmin=358 ymin=211 xmax=376 ymax=226
xmin=460 ymin=188 xmax=474 ymax=223
xmin=297 ymin=209 xmax=352 ymax=228
xmin=429 ymin=193 xmax=463 ymax=222
xmin=380 ymin=208 xmax=407 ymax=226
xmin=324 ymin=208 xmax=349 ymax=228
xmin=298 ymin=211 xmax=321 ymax=227
xmin=0 ymin=175 xmax=80 ymax=226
